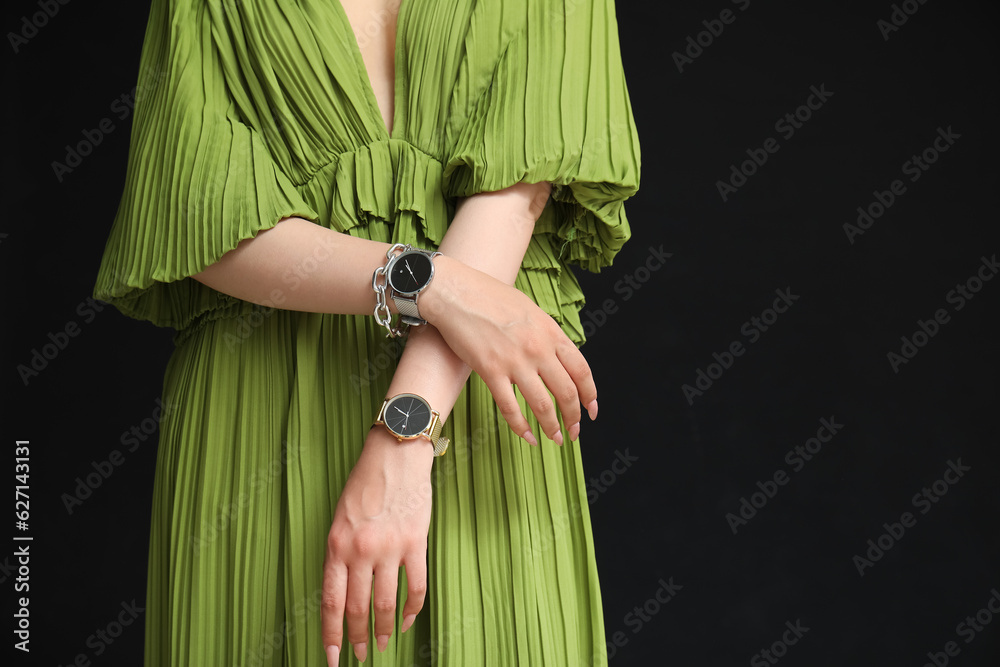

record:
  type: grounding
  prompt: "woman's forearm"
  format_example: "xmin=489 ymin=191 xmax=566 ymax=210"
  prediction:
xmin=435 ymin=181 xmax=548 ymax=284
xmin=321 ymin=182 xmax=559 ymax=663
xmin=192 ymin=181 xmax=565 ymax=444
xmin=192 ymin=178 xmax=546 ymax=316
xmin=191 ymin=217 xmax=400 ymax=316
xmin=383 ymin=181 xmax=553 ymax=443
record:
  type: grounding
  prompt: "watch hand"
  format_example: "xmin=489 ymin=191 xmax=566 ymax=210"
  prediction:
xmin=395 ymin=405 xmax=413 ymax=430
xmin=404 ymin=260 xmax=417 ymax=281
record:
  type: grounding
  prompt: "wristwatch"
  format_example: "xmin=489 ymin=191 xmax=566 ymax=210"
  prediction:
xmin=385 ymin=246 xmax=441 ymax=326
xmin=374 ymin=393 xmax=450 ymax=456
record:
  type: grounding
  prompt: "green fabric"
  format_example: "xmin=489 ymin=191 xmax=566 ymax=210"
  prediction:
xmin=93 ymin=0 xmax=640 ymax=665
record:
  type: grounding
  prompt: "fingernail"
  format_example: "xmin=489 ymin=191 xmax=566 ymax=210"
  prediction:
xmin=522 ymin=430 xmax=539 ymax=447
xmin=569 ymin=422 xmax=581 ymax=441
xmin=401 ymin=614 xmax=416 ymax=633
xmin=326 ymin=645 xmax=340 ymax=666
xmin=553 ymin=431 xmax=564 ymax=446
xmin=376 ymin=634 xmax=389 ymax=652
xmin=586 ymin=399 xmax=598 ymax=421
xmin=354 ymin=642 xmax=367 ymax=663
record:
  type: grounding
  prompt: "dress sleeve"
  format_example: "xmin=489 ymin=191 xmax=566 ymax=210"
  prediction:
xmin=92 ymin=0 xmax=318 ymax=328
xmin=441 ymin=0 xmax=641 ymax=272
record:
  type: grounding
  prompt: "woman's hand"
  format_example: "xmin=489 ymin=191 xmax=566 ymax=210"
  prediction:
xmin=420 ymin=256 xmax=598 ymax=445
xmin=321 ymin=426 xmax=435 ymax=665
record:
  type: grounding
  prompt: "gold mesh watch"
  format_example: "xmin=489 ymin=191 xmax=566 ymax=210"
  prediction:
xmin=374 ymin=393 xmax=450 ymax=456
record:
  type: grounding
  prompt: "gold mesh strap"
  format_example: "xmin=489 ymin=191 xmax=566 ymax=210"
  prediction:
xmin=428 ymin=413 xmax=449 ymax=457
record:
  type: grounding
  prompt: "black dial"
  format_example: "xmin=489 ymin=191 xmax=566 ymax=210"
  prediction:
xmin=387 ymin=251 xmax=433 ymax=295
xmin=384 ymin=394 xmax=432 ymax=438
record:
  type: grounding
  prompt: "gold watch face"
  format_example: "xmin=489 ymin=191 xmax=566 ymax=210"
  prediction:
xmin=383 ymin=394 xmax=432 ymax=438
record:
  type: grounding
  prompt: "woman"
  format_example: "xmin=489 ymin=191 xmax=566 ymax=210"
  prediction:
xmin=94 ymin=0 xmax=640 ymax=664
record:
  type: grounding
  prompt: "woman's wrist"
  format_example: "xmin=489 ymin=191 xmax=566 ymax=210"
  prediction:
xmin=365 ymin=422 xmax=436 ymax=469
xmin=418 ymin=253 xmax=462 ymax=328
xmin=384 ymin=323 xmax=468 ymax=422
xmin=370 ymin=244 xmax=455 ymax=336
xmin=366 ymin=256 xmax=470 ymax=450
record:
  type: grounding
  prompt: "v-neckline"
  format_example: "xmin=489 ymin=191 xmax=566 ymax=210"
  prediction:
xmin=333 ymin=0 xmax=408 ymax=139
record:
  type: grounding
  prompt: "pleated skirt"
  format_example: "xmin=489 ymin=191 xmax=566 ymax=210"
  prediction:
xmin=145 ymin=306 xmax=607 ymax=666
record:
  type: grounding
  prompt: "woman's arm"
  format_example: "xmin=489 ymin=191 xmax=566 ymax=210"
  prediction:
xmin=191 ymin=187 xmax=598 ymax=438
xmin=192 ymin=217 xmax=400 ymax=316
xmin=191 ymin=182 xmax=599 ymax=665
xmin=419 ymin=185 xmax=599 ymax=443
xmin=319 ymin=181 xmax=598 ymax=665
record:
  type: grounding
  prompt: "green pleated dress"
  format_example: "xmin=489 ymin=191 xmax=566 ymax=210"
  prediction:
xmin=93 ymin=0 xmax=640 ymax=665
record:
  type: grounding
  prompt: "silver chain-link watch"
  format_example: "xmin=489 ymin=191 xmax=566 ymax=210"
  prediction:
xmin=372 ymin=243 xmax=441 ymax=338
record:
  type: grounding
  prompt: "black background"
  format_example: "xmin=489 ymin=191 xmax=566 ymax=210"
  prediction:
xmin=4 ymin=0 xmax=999 ymax=665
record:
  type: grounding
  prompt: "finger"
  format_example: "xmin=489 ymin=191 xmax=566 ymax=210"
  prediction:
xmin=555 ymin=341 xmax=598 ymax=421
xmin=481 ymin=375 xmax=537 ymax=446
xmin=515 ymin=374 xmax=563 ymax=445
xmin=345 ymin=565 xmax=373 ymax=662
xmin=372 ymin=562 xmax=400 ymax=653
xmin=321 ymin=553 xmax=348 ymax=665
xmin=539 ymin=362 xmax=581 ymax=442
xmin=401 ymin=549 xmax=428 ymax=633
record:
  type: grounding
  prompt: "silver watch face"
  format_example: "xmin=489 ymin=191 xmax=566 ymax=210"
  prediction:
xmin=387 ymin=251 xmax=434 ymax=296
xmin=384 ymin=394 xmax=432 ymax=438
